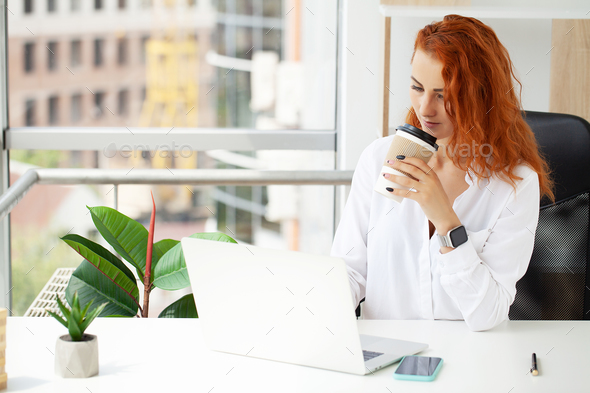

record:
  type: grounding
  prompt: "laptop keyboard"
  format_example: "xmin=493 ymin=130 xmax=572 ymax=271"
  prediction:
xmin=363 ymin=350 xmax=384 ymax=362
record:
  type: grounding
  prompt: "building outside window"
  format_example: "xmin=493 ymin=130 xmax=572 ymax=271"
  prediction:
xmin=25 ymin=100 xmax=36 ymax=126
xmin=94 ymin=91 xmax=105 ymax=118
xmin=71 ymin=0 xmax=81 ymax=11
xmin=118 ymin=89 xmax=129 ymax=116
xmin=94 ymin=39 xmax=104 ymax=67
xmin=140 ymin=35 xmax=149 ymax=64
xmin=24 ymin=43 xmax=35 ymax=73
xmin=70 ymin=40 xmax=82 ymax=67
xmin=117 ymin=38 xmax=127 ymax=65
xmin=24 ymin=0 xmax=33 ymax=14
xmin=48 ymin=95 xmax=59 ymax=125
xmin=47 ymin=0 xmax=57 ymax=13
xmin=47 ymin=42 xmax=58 ymax=71
xmin=71 ymin=94 xmax=82 ymax=123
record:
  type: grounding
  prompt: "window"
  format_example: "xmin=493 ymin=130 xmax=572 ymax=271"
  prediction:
xmin=25 ymin=100 xmax=36 ymax=126
xmin=94 ymin=39 xmax=104 ymax=67
xmin=140 ymin=35 xmax=150 ymax=64
xmin=48 ymin=96 xmax=59 ymax=125
xmin=70 ymin=40 xmax=81 ymax=67
xmin=24 ymin=0 xmax=33 ymax=14
xmin=71 ymin=94 xmax=82 ymax=123
xmin=24 ymin=43 xmax=35 ymax=73
xmin=118 ymin=90 xmax=129 ymax=116
xmin=262 ymin=0 xmax=281 ymax=17
xmin=6 ymin=0 xmax=339 ymax=318
xmin=94 ymin=92 xmax=105 ymax=118
xmin=117 ymin=38 xmax=127 ymax=65
xmin=48 ymin=0 xmax=57 ymax=12
xmin=47 ymin=42 xmax=58 ymax=71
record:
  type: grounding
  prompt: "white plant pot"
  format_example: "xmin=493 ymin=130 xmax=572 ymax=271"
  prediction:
xmin=55 ymin=334 xmax=99 ymax=378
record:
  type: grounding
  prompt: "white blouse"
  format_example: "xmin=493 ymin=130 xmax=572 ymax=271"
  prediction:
xmin=331 ymin=135 xmax=540 ymax=331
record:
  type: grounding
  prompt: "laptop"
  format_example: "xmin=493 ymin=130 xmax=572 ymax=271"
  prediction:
xmin=182 ymin=238 xmax=428 ymax=375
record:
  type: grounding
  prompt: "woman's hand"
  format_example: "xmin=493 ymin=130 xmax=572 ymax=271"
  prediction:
xmin=383 ymin=156 xmax=461 ymax=235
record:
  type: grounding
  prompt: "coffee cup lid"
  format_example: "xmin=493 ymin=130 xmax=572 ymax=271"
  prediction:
xmin=396 ymin=124 xmax=438 ymax=150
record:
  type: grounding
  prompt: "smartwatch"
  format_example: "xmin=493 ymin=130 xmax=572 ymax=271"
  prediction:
xmin=437 ymin=225 xmax=468 ymax=248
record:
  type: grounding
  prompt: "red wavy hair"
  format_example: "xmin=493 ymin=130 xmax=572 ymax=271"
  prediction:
xmin=407 ymin=14 xmax=554 ymax=202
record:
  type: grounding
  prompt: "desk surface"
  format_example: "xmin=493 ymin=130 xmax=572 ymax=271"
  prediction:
xmin=5 ymin=317 xmax=589 ymax=392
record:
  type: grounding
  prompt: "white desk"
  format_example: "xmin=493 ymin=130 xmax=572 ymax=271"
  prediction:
xmin=5 ymin=317 xmax=589 ymax=392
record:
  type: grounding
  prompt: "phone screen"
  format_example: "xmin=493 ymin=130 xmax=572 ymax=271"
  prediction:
xmin=395 ymin=356 xmax=442 ymax=376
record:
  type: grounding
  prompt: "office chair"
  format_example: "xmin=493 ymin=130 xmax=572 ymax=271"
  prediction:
xmin=509 ymin=111 xmax=590 ymax=320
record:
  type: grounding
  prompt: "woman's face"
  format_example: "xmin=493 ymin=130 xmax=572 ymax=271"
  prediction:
xmin=409 ymin=49 xmax=453 ymax=142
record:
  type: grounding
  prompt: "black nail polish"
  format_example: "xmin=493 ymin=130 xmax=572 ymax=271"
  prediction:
xmin=386 ymin=187 xmax=394 ymax=192
xmin=396 ymin=155 xmax=406 ymax=160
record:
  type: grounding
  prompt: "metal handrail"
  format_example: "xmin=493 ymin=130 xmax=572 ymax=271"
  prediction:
xmin=0 ymin=168 xmax=354 ymax=221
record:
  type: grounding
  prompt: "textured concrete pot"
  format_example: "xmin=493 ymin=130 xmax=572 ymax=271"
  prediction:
xmin=55 ymin=334 xmax=99 ymax=378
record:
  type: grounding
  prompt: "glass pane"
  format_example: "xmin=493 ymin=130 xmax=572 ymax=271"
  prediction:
xmin=8 ymin=0 xmax=337 ymax=130
xmin=9 ymin=149 xmax=335 ymax=316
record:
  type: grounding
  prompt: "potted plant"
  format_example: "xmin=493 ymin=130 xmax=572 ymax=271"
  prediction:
xmin=61 ymin=193 xmax=236 ymax=318
xmin=46 ymin=292 xmax=107 ymax=378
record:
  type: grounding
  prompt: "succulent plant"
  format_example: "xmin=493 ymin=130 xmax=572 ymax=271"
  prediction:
xmin=46 ymin=291 xmax=107 ymax=341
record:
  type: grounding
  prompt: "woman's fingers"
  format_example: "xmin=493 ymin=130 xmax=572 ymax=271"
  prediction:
xmin=389 ymin=156 xmax=434 ymax=178
xmin=387 ymin=186 xmax=418 ymax=201
xmin=383 ymin=173 xmax=421 ymax=191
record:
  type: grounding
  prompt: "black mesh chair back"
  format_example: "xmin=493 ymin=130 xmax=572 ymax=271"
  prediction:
xmin=509 ymin=111 xmax=590 ymax=320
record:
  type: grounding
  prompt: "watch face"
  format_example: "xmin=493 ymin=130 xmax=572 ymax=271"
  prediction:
xmin=449 ymin=226 xmax=468 ymax=247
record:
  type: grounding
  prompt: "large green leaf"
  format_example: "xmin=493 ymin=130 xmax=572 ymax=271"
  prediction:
xmin=66 ymin=260 xmax=139 ymax=317
xmin=88 ymin=206 xmax=159 ymax=279
xmin=154 ymin=239 xmax=179 ymax=257
xmin=62 ymin=234 xmax=139 ymax=299
xmin=158 ymin=294 xmax=198 ymax=318
xmin=152 ymin=232 xmax=237 ymax=291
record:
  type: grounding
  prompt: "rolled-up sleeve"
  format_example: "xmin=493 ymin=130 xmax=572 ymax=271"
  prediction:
xmin=437 ymin=170 xmax=540 ymax=331
xmin=330 ymin=141 xmax=378 ymax=308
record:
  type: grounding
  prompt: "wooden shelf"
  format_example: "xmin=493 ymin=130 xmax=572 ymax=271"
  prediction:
xmin=379 ymin=5 xmax=590 ymax=19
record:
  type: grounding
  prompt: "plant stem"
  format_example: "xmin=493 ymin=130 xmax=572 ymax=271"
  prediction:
xmin=142 ymin=192 xmax=156 ymax=318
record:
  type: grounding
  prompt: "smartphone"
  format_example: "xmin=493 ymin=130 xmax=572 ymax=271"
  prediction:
xmin=393 ymin=355 xmax=443 ymax=382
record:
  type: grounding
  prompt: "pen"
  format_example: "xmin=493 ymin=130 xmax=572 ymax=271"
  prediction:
xmin=531 ymin=353 xmax=538 ymax=376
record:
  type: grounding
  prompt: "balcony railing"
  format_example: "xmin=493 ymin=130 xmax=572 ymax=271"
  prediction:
xmin=0 ymin=168 xmax=354 ymax=221
xmin=0 ymin=168 xmax=354 ymax=311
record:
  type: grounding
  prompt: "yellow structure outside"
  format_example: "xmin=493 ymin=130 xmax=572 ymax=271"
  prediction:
xmin=138 ymin=37 xmax=200 ymax=207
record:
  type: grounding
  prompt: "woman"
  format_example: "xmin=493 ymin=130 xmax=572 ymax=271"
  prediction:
xmin=331 ymin=15 xmax=554 ymax=332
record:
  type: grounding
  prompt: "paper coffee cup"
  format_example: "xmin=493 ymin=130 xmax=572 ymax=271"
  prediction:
xmin=374 ymin=124 xmax=438 ymax=203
